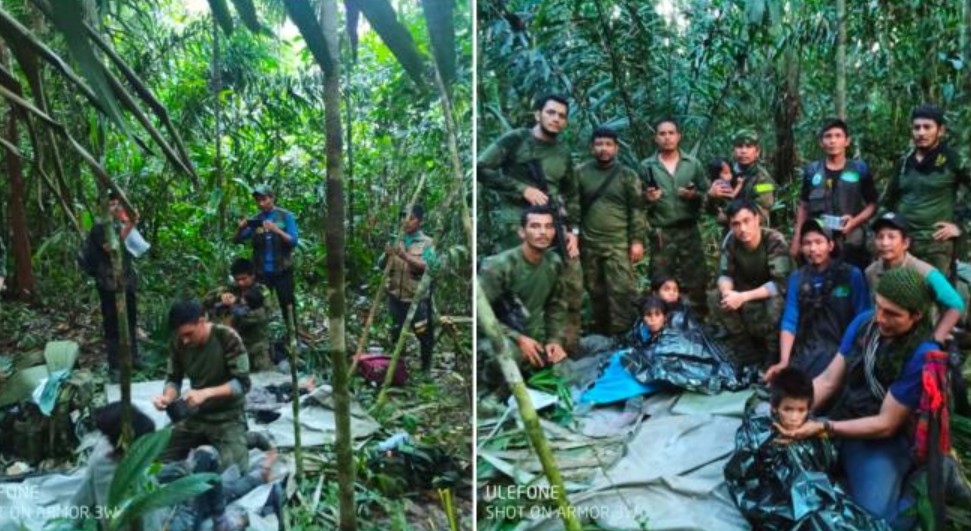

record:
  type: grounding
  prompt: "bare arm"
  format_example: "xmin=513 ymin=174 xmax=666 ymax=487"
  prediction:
xmin=813 ymin=354 xmax=847 ymax=412
xmin=830 ymin=391 xmax=912 ymax=439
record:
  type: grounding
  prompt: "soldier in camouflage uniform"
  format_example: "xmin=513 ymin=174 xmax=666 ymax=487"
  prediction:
xmin=716 ymin=199 xmax=791 ymax=370
xmin=202 ymin=258 xmax=273 ymax=372
xmin=153 ymin=300 xmax=251 ymax=473
xmin=577 ymin=127 xmax=647 ymax=334
xmin=881 ymin=104 xmax=970 ymax=276
xmin=381 ymin=205 xmax=438 ymax=373
xmin=477 ymin=94 xmax=582 ymax=351
xmin=709 ymin=129 xmax=777 ymax=226
xmin=478 ymin=206 xmax=568 ymax=379
xmin=641 ymin=117 xmax=711 ymax=319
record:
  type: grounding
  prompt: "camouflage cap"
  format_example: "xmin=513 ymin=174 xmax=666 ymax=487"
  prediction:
xmin=733 ymin=129 xmax=760 ymax=145
xmin=252 ymin=184 xmax=274 ymax=198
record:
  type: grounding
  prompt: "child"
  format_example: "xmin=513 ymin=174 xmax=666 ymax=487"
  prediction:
xmin=650 ymin=275 xmax=692 ymax=330
xmin=630 ymin=294 xmax=668 ymax=348
xmin=771 ymin=366 xmax=812 ymax=432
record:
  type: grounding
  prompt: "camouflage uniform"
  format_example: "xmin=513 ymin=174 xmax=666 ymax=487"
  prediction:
xmin=716 ymin=228 xmax=790 ymax=369
xmin=160 ymin=324 xmax=251 ymax=473
xmin=641 ymin=151 xmax=711 ymax=318
xmin=478 ymin=247 xmax=567 ymax=377
xmin=477 ymin=128 xmax=582 ymax=350
xmin=384 ymin=230 xmax=438 ymax=371
xmin=881 ymin=143 xmax=969 ymax=276
xmin=202 ymin=284 xmax=273 ymax=371
xmin=576 ymin=160 xmax=647 ymax=334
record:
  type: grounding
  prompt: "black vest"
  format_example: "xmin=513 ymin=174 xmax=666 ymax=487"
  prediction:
xmin=805 ymin=160 xmax=868 ymax=245
xmin=251 ymin=207 xmax=294 ymax=273
xmin=793 ymin=262 xmax=856 ymax=361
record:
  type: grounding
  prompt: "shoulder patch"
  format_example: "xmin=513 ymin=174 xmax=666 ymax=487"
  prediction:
xmin=840 ymin=171 xmax=860 ymax=183
xmin=811 ymin=173 xmax=823 ymax=186
xmin=754 ymin=182 xmax=775 ymax=193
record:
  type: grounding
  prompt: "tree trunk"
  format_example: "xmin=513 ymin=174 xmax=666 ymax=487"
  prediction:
xmin=773 ymin=45 xmax=800 ymax=186
xmin=212 ymin=15 xmax=225 ymax=234
xmin=105 ymin=203 xmax=134 ymax=450
xmin=3 ymin=106 xmax=34 ymax=302
xmin=319 ymin=0 xmax=356 ymax=529
xmin=835 ymin=0 xmax=847 ymax=119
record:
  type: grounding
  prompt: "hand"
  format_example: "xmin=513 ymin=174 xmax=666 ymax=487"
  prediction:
xmin=708 ymin=180 xmax=733 ymax=199
xmin=644 ymin=188 xmax=663 ymax=203
xmin=220 ymin=292 xmax=237 ymax=306
xmin=523 ymin=186 xmax=549 ymax=206
xmin=677 ymin=187 xmax=697 ymax=200
xmin=516 ymin=335 xmax=546 ymax=367
xmin=774 ymin=419 xmax=826 ymax=440
xmin=933 ymin=221 xmax=961 ymax=241
xmin=183 ymin=389 xmax=210 ymax=408
xmin=763 ymin=362 xmax=787 ymax=383
xmin=152 ymin=395 xmax=172 ymax=411
xmin=545 ymin=343 xmax=567 ymax=364
xmin=263 ymin=220 xmax=280 ymax=234
xmin=629 ymin=242 xmax=644 ymax=263
xmin=565 ymin=233 xmax=580 ymax=259
xmin=238 ymin=217 xmax=249 ymax=229
xmin=789 ymin=238 xmax=801 ymax=259
xmin=720 ymin=290 xmax=748 ymax=311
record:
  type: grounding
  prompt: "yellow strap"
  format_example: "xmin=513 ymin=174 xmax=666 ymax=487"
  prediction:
xmin=754 ymin=183 xmax=775 ymax=193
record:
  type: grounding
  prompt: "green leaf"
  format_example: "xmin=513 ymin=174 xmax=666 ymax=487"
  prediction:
xmin=110 ymin=473 xmax=220 ymax=531
xmin=347 ymin=0 xmax=427 ymax=87
xmin=107 ymin=428 xmax=173 ymax=510
xmin=420 ymin=0 xmax=455 ymax=87
xmin=207 ymin=0 xmax=235 ymax=35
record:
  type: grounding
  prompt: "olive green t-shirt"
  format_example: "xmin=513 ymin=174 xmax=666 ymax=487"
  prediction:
xmin=576 ymin=160 xmax=647 ymax=249
xmin=478 ymin=247 xmax=567 ymax=344
xmin=165 ymin=324 xmax=251 ymax=422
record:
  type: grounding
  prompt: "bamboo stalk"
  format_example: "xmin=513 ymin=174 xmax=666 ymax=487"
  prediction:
xmin=372 ymin=273 xmax=432 ymax=411
xmin=286 ymin=304 xmax=303 ymax=479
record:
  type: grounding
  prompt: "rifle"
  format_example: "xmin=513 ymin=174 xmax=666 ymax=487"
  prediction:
xmin=524 ymin=159 xmax=569 ymax=259
xmin=491 ymin=292 xmax=529 ymax=335
xmin=643 ymin=165 xmax=658 ymax=190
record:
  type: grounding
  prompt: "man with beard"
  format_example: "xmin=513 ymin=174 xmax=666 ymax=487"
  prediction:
xmin=766 ymin=220 xmax=870 ymax=381
xmin=477 ymin=94 xmax=582 ymax=351
xmin=641 ymin=117 xmax=711 ymax=319
xmin=881 ymin=104 xmax=970 ymax=276
xmin=865 ymin=212 xmax=964 ymax=345
xmin=791 ymin=119 xmax=878 ymax=270
xmin=576 ymin=127 xmax=646 ymax=335
xmin=716 ymin=199 xmax=791 ymax=369
xmin=478 ymin=206 xmax=568 ymax=379
xmin=709 ymin=129 xmax=777 ymax=226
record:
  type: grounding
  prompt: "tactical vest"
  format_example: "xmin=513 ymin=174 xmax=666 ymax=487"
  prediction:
xmin=793 ymin=262 xmax=855 ymax=365
xmin=252 ymin=207 xmax=295 ymax=273
xmin=387 ymin=232 xmax=434 ymax=301
xmin=831 ymin=320 xmax=902 ymax=420
xmin=804 ymin=160 xmax=868 ymax=245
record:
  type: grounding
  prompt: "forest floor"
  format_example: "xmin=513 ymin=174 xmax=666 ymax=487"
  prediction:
xmin=0 ymin=285 xmax=473 ymax=530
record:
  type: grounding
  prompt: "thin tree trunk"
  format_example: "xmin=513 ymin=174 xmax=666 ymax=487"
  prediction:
xmin=593 ymin=0 xmax=647 ymax=158
xmin=105 ymin=204 xmax=134 ymax=451
xmin=835 ymin=0 xmax=847 ymax=119
xmin=319 ymin=0 xmax=356 ymax=528
xmin=475 ymin=281 xmax=582 ymax=531
xmin=373 ymin=273 xmax=431 ymax=410
xmin=212 ymin=15 xmax=224 ymax=234
xmin=286 ymin=305 xmax=303 ymax=478
xmin=4 ymin=106 xmax=35 ymax=302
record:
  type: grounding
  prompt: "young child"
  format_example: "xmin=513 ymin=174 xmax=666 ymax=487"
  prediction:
xmin=630 ymin=295 xmax=668 ymax=348
xmin=770 ymin=366 xmax=812 ymax=432
xmin=650 ymin=275 xmax=693 ymax=330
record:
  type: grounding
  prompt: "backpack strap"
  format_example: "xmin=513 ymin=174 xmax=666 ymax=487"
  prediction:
xmin=581 ymin=164 xmax=623 ymax=214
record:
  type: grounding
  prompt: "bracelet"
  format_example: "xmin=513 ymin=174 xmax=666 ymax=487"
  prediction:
xmin=822 ymin=419 xmax=833 ymax=437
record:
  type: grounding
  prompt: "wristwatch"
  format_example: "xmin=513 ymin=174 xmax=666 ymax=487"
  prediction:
xmin=571 ymin=228 xmax=580 ymax=236
xmin=821 ymin=419 xmax=833 ymax=437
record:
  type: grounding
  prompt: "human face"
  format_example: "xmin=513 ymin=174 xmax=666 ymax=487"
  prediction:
xmin=801 ymin=232 xmax=833 ymax=267
xmin=774 ymin=397 xmax=810 ymax=431
xmin=535 ymin=100 xmax=568 ymax=137
xmin=518 ymin=213 xmax=554 ymax=252
xmin=733 ymin=142 xmax=760 ymax=166
xmin=643 ymin=308 xmax=666 ymax=334
xmin=657 ymin=280 xmax=680 ymax=304
xmin=174 ymin=320 xmax=209 ymax=348
xmin=255 ymin=194 xmax=275 ymax=212
xmin=592 ymin=137 xmax=619 ymax=164
xmin=654 ymin=121 xmax=681 ymax=153
xmin=402 ymin=214 xmax=421 ymax=234
xmin=718 ymin=162 xmax=732 ymax=181
xmin=911 ymin=118 xmax=943 ymax=151
xmin=233 ymin=273 xmax=255 ymax=290
xmin=874 ymin=294 xmax=922 ymax=338
xmin=874 ymin=228 xmax=908 ymax=263
xmin=729 ymin=208 xmax=761 ymax=247
xmin=819 ymin=127 xmax=850 ymax=157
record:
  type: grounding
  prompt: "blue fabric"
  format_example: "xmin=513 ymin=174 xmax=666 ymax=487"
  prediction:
xmin=780 ymin=266 xmax=871 ymax=334
xmin=838 ymin=311 xmax=871 ymax=354
xmin=839 ymin=435 xmax=914 ymax=526
xmin=580 ymin=351 xmax=659 ymax=405
xmin=238 ymin=209 xmax=299 ymax=273
xmin=925 ymin=269 xmax=965 ymax=312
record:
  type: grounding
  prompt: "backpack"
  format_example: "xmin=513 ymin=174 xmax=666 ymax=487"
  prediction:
xmin=358 ymin=353 xmax=408 ymax=387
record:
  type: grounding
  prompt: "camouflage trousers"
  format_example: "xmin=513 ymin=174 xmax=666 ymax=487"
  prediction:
xmin=649 ymin=224 xmax=709 ymax=319
xmin=713 ymin=295 xmax=784 ymax=370
xmin=910 ymin=236 xmax=955 ymax=277
xmin=582 ymin=244 xmax=638 ymax=335
xmin=160 ymin=413 xmax=249 ymax=473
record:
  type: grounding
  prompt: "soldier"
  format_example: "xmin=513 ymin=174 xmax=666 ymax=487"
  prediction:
xmin=153 ymin=300 xmax=251 ymax=473
xmin=479 ymin=206 xmax=568 ymax=377
xmin=709 ymin=129 xmax=777 ymax=225
xmin=477 ymin=94 xmax=582 ymax=350
xmin=716 ymin=199 xmax=791 ymax=370
xmin=865 ymin=212 xmax=964 ymax=346
xmin=881 ymin=104 xmax=970 ymax=276
xmin=381 ymin=205 xmax=438 ymax=373
xmin=202 ymin=258 xmax=273 ymax=372
xmin=641 ymin=117 xmax=710 ymax=319
xmin=766 ymin=220 xmax=870 ymax=381
xmin=792 ymin=119 xmax=878 ymax=270
xmin=234 ymin=185 xmax=299 ymax=325
xmin=576 ymin=127 xmax=646 ymax=335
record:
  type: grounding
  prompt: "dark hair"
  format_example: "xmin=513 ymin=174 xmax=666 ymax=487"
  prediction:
xmin=911 ymin=104 xmax=945 ymax=126
xmin=169 ymin=299 xmax=204 ymax=330
xmin=520 ymin=205 xmax=555 ymax=227
xmin=800 ymin=219 xmax=832 ymax=242
xmin=640 ymin=294 xmax=668 ymax=315
xmin=108 ymin=191 xmax=121 ymax=201
xmin=725 ymin=198 xmax=760 ymax=220
xmin=242 ymin=286 xmax=265 ymax=310
xmin=591 ymin=127 xmax=619 ymax=142
xmin=818 ymin=118 xmax=850 ymax=139
xmin=410 ymin=204 xmax=425 ymax=220
xmin=650 ymin=275 xmax=680 ymax=293
xmin=652 ymin=116 xmax=680 ymax=132
xmin=770 ymin=367 xmax=814 ymax=408
xmin=95 ymin=401 xmax=156 ymax=453
xmin=230 ymin=257 xmax=255 ymax=277
xmin=707 ymin=158 xmax=731 ymax=181
xmin=534 ymin=93 xmax=569 ymax=112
